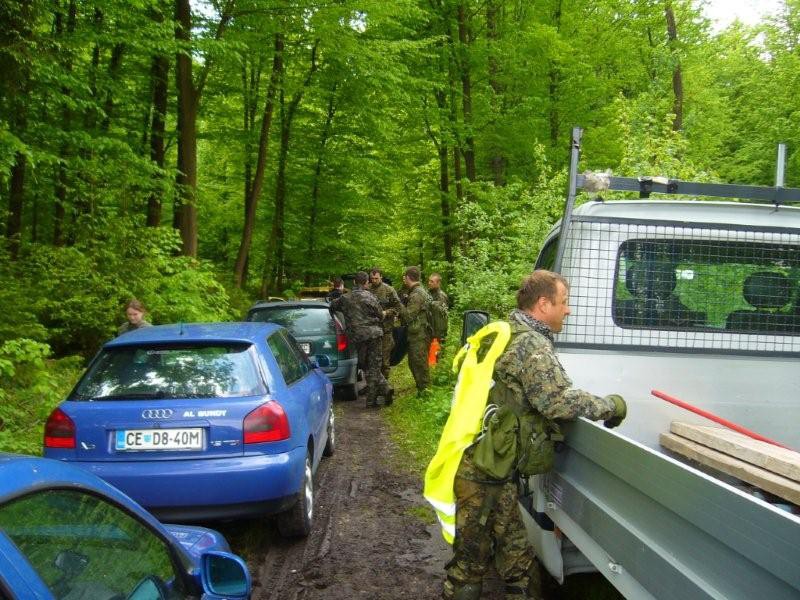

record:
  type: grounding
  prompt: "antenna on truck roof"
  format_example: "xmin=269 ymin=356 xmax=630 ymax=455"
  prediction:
xmin=552 ymin=126 xmax=800 ymax=273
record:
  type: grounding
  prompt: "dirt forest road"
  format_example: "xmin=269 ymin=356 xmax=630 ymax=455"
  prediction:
xmin=220 ymin=399 xmax=470 ymax=600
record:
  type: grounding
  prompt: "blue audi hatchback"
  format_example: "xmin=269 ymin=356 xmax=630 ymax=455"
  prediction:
xmin=43 ymin=322 xmax=334 ymax=537
xmin=0 ymin=453 xmax=251 ymax=599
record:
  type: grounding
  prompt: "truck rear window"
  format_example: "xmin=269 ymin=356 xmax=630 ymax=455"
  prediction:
xmin=613 ymin=239 xmax=800 ymax=335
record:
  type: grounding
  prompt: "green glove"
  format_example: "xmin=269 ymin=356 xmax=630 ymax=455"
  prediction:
xmin=603 ymin=394 xmax=626 ymax=429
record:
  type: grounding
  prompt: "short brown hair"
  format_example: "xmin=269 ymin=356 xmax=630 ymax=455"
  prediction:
xmin=369 ymin=267 xmax=382 ymax=276
xmin=404 ymin=266 xmax=421 ymax=282
xmin=354 ymin=271 xmax=369 ymax=285
xmin=125 ymin=298 xmax=146 ymax=312
xmin=516 ymin=270 xmax=568 ymax=310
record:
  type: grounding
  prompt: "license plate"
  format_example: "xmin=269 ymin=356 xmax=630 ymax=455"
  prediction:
xmin=298 ymin=342 xmax=311 ymax=354
xmin=115 ymin=428 xmax=203 ymax=451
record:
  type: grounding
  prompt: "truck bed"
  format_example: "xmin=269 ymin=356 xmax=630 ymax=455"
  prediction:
xmin=525 ymin=419 xmax=800 ymax=599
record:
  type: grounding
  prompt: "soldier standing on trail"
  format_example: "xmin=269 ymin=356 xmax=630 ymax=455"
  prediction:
xmin=400 ymin=266 xmax=432 ymax=395
xmin=442 ymin=270 xmax=627 ymax=600
xmin=428 ymin=273 xmax=449 ymax=310
xmin=329 ymin=271 xmax=394 ymax=408
xmin=427 ymin=272 xmax=449 ymax=353
xmin=368 ymin=268 xmax=402 ymax=379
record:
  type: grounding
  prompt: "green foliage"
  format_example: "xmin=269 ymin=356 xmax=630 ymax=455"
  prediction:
xmin=451 ymin=156 xmax=567 ymax=317
xmin=0 ymin=339 xmax=82 ymax=456
xmin=0 ymin=219 xmax=233 ymax=357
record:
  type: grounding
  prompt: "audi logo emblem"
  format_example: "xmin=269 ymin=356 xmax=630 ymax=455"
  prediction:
xmin=142 ymin=409 xmax=173 ymax=419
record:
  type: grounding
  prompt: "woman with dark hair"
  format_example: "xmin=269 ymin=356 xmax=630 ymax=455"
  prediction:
xmin=118 ymin=299 xmax=152 ymax=335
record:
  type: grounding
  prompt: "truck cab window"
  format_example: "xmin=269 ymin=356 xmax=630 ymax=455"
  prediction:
xmin=536 ymin=236 xmax=559 ymax=270
xmin=612 ymin=239 xmax=799 ymax=335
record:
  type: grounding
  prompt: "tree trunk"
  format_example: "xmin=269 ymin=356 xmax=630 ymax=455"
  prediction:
xmin=53 ymin=0 xmax=77 ymax=246
xmin=6 ymin=152 xmax=26 ymax=259
xmin=101 ymin=43 xmax=125 ymax=132
xmin=174 ymin=0 xmax=199 ymax=256
xmin=261 ymin=41 xmax=318 ymax=296
xmin=262 ymin=95 xmax=290 ymax=296
xmin=146 ymin=53 xmax=169 ymax=226
xmin=305 ymin=83 xmax=337 ymax=284
xmin=486 ymin=0 xmax=505 ymax=185
xmin=665 ymin=2 xmax=683 ymax=131
xmin=457 ymin=2 xmax=476 ymax=182
xmin=548 ymin=0 xmax=563 ymax=147
xmin=234 ymin=33 xmax=282 ymax=289
xmin=434 ymin=88 xmax=453 ymax=264
xmin=453 ymin=146 xmax=463 ymax=205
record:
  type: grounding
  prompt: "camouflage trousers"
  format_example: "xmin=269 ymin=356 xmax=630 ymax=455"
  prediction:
xmin=407 ymin=333 xmax=430 ymax=392
xmin=380 ymin=330 xmax=394 ymax=379
xmin=356 ymin=336 xmax=391 ymax=406
xmin=443 ymin=460 xmax=540 ymax=600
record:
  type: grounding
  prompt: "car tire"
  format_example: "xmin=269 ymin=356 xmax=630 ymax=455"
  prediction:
xmin=277 ymin=452 xmax=313 ymax=538
xmin=336 ymin=383 xmax=357 ymax=402
xmin=323 ymin=410 xmax=335 ymax=457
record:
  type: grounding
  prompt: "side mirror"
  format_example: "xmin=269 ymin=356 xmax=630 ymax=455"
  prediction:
xmin=201 ymin=551 xmax=251 ymax=599
xmin=313 ymin=354 xmax=331 ymax=368
xmin=461 ymin=311 xmax=490 ymax=346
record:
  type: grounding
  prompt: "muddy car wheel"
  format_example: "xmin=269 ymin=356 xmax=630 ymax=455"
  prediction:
xmin=323 ymin=410 xmax=335 ymax=457
xmin=277 ymin=453 xmax=313 ymax=537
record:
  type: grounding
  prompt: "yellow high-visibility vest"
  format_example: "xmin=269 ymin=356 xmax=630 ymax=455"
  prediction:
xmin=423 ymin=321 xmax=511 ymax=544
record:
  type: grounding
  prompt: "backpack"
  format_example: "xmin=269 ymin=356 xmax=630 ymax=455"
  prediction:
xmin=428 ymin=297 xmax=449 ymax=340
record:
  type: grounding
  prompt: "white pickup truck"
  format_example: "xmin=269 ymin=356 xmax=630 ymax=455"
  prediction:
xmin=466 ymin=130 xmax=800 ymax=599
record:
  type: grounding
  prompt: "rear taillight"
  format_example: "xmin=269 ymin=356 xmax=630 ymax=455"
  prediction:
xmin=44 ymin=408 xmax=76 ymax=449
xmin=243 ymin=402 xmax=291 ymax=444
xmin=334 ymin=317 xmax=348 ymax=352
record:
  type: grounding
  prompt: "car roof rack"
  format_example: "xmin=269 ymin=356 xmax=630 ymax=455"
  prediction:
xmin=554 ymin=126 xmax=800 ymax=272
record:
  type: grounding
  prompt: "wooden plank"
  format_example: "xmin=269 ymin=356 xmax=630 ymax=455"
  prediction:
xmin=671 ymin=422 xmax=800 ymax=483
xmin=660 ymin=433 xmax=800 ymax=506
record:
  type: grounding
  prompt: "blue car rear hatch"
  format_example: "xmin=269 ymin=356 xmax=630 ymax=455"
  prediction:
xmin=58 ymin=341 xmax=270 ymax=462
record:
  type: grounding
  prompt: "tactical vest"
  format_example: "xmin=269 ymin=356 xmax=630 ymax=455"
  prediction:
xmin=471 ymin=329 xmax=563 ymax=480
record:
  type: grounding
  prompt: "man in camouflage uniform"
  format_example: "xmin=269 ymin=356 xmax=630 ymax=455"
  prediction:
xmin=400 ymin=266 xmax=432 ymax=394
xmin=428 ymin=272 xmax=449 ymax=309
xmin=329 ymin=272 xmax=394 ymax=407
xmin=368 ymin=268 xmax=402 ymax=379
xmin=443 ymin=270 xmax=627 ymax=600
xmin=428 ymin=272 xmax=449 ymax=345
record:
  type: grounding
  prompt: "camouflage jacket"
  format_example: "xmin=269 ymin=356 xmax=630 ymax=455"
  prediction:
xmin=367 ymin=281 xmax=402 ymax=333
xmin=329 ymin=288 xmax=383 ymax=343
xmin=429 ymin=288 xmax=449 ymax=308
xmin=400 ymin=283 xmax=432 ymax=338
xmin=491 ymin=309 xmax=615 ymax=422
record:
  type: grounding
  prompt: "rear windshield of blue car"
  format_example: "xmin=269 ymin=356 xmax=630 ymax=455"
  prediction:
xmin=249 ymin=306 xmax=335 ymax=336
xmin=70 ymin=343 xmax=266 ymax=400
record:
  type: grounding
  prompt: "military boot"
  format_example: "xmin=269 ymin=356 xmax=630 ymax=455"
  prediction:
xmin=383 ymin=386 xmax=395 ymax=406
xmin=442 ymin=581 xmax=482 ymax=600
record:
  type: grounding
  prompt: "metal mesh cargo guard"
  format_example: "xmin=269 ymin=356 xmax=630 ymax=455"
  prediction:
xmin=558 ymin=216 xmax=800 ymax=355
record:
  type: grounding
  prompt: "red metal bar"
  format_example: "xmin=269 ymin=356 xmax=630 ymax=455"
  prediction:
xmin=651 ymin=389 xmax=792 ymax=451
